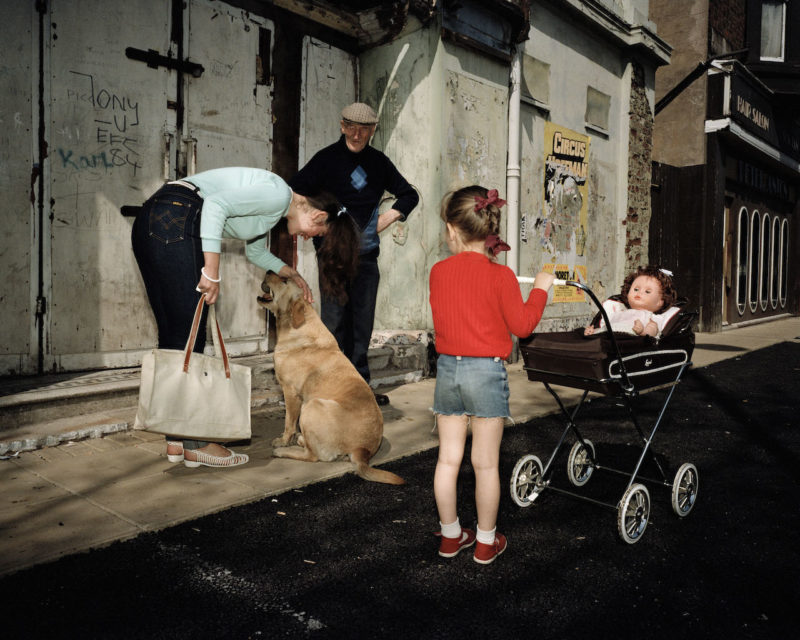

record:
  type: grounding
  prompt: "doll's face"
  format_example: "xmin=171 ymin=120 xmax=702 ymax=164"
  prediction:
xmin=628 ymin=275 xmax=663 ymax=312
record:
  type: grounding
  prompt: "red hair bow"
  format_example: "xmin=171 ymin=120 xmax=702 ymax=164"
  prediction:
xmin=474 ymin=189 xmax=506 ymax=212
xmin=484 ymin=234 xmax=511 ymax=257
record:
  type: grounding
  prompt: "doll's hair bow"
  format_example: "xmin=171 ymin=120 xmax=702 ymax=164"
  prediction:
xmin=474 ymin=189 xmax=507 ymax=212
xmin=484 ymin=234 xmax=511 ymax=257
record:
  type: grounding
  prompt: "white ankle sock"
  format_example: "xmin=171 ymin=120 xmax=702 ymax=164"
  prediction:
xmin=476 ymin=526 xmax=496 ymax=545
xmin=440 ymin=518 xmax=462 ymax=539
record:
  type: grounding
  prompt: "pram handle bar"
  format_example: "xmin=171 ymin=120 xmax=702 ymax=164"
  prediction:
xmin=516 ymin=276 xmax=567 ymax=286
xmin=516 ymin=276 xmax=636 ymax=392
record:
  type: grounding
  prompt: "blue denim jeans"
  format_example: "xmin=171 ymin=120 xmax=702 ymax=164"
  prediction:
xmin=320 ymin=251 xmax=379 ymax=382
xmin=131 ymin=183 xmax=209 ymax=449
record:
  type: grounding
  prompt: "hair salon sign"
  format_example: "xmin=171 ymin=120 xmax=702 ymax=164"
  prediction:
xmin=728 ymin=73 xmax=779 ymax=148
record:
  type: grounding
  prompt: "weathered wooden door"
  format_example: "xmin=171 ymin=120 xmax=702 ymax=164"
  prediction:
xmin=46 ymin=0 xmax=173 ymax=372
xmin=183 ymin=0 xmax=275 ymax=352
xmin=0 ymin=0 xmax=275 ymax=375
xmin=296 ymin=36 xmax=357 ymax=309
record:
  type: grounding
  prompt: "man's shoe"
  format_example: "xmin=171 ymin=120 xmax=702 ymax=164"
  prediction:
xmin=473 ymin=533 xmax=507 ymax=565
xmin=438 ymin=528 xmax=476 ymax=557
xmin=374 ymin=392 xmax=390 ymax=406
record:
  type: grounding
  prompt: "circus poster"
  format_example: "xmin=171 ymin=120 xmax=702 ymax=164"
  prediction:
xmin=540 ymin=122 xmax=590 ymax=302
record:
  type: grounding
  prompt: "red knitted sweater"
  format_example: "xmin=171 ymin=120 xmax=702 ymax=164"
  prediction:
xmin=429 ymin=251 xmax=548 ymax=359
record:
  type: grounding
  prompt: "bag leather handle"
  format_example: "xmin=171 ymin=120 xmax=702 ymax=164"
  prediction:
xmin=182 ymin=295 xmax=231 ymax=378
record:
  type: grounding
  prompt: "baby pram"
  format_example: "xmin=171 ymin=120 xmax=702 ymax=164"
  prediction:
xmin=510 ymin=278 xmax=699 ymax=543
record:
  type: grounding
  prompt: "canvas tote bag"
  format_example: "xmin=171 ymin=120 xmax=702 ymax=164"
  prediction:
xmin=134 ymin=295 xmax=252 ymax=441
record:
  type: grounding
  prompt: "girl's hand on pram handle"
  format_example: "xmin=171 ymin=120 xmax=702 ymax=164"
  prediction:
xmin=517 ymin=275 xmax=568 ymax=288
xmin=532 ymin=271 xmax=555 ymax=292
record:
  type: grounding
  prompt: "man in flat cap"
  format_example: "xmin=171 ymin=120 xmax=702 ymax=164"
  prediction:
xmin=290 ymin=102 xmax=418 ymax=405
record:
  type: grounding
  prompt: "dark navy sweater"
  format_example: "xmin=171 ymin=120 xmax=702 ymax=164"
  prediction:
xmin=289 ymin=136 xmax=418 ymax=254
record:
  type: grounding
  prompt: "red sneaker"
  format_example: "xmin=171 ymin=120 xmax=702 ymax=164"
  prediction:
xmin=473 ymin=533 xmax=507 ymax=565
xmin=438 ymin=528 xmax=476 ymax=558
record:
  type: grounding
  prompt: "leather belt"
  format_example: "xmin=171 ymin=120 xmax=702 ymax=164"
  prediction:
xmin=167 ymin=179 xmax=200 ymax=193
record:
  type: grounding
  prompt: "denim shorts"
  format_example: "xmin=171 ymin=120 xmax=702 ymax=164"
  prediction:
xmin=433 ymin=354 xmax=510 ymax=418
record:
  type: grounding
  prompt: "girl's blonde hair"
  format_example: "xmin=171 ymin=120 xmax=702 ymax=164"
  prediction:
xmin=440 ymin=185 xmax=502 ymax=247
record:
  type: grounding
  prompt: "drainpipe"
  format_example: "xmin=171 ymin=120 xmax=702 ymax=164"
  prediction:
xmin=505 ymin=47 xmax=522 ymax=275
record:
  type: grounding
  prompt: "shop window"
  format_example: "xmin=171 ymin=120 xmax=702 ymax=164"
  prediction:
xmin=760 ymin=1 xmax=786 ymax=61
xmin=749 ymin=210 xmax=760 ymax=313
xmin=736 ymin=207 xmax=748 ymax=316
xmin=780 ymin=218 xmax=789 ymax=308
xmin=585 ymin=86 xmax=610 ymax=134
xmin=760 ymin=214 xmax=770 ymax=311
xmin=770 ymin=216 xmax=780 ymax=309
xmin=521 ymin=54 xmax=550 ymax=110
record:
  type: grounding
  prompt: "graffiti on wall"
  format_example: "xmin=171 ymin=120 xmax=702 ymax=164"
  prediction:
xmin=56 ymin=71 xmax=142 ymax=177
xmin=538 ymin=122 xmax=590 ymax=303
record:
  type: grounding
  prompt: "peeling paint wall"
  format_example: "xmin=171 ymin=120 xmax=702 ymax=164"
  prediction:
xmin=358 ymin=3 xmax=660 ymax=335
xmin=360 ymin=22 xmax=510 ymax=331
xmin=517 ymin=2 xmax=634 ymax=330
xmin=360 ymin=24 xmax=438 ymax=331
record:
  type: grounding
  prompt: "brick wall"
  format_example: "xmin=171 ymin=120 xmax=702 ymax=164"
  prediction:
xmin=708 ymin=0 xmax=746 ymax=51
xmin=625 ymin=61 xmax=654 ymax=270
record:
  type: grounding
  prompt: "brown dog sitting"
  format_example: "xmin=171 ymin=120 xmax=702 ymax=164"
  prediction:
xmin=257 ymin=272 xmax=404 ymax=485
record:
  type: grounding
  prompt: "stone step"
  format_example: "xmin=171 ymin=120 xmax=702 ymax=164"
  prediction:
xmin=0 ymin=344 xmax=428 ymax=456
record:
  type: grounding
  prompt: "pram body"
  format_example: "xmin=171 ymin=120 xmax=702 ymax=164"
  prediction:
xmin=510 ymin=279 xmax=699 ymax=544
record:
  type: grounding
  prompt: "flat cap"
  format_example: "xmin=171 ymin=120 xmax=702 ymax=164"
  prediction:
xmin=341 ymin=102 xmax=379 ymax=125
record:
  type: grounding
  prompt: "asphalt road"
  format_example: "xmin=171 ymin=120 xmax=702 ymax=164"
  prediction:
xmin=3 ymin=343 xmax=799 ymax=639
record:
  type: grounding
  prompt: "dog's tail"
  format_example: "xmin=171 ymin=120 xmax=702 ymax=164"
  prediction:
xmin=350 ymin=448 xmax=405 ymax=485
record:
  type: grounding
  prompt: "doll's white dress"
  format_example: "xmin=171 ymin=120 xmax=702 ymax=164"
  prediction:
xmin=597 ymin=300 xmax=679 ymax=338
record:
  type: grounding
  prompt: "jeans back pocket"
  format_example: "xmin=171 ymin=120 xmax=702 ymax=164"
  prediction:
xmin=147 ymin=195 xmax=199 ymax=244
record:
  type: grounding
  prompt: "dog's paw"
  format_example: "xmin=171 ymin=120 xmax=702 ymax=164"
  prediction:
xmin=271 ymin=434 xmax=297 ymax=448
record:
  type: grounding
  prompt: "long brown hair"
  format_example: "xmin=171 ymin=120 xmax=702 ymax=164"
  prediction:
xmin=304 ymin=191 xmax=360 ymax=303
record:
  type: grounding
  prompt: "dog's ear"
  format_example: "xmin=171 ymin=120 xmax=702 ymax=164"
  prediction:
xmin=290 ymin=298 xmax=306 ymax=329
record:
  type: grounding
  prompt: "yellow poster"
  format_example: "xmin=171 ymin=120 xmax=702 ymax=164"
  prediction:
xmin=543 ymin=263 xmax=588 ymax=303
xmin=541 ymin=123 xmax=590 ymax=302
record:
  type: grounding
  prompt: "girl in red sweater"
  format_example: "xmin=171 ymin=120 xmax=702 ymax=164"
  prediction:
xmin=429 ymin=185 xmax=554 ymax=564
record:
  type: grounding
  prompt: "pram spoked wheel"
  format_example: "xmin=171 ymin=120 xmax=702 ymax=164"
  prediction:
xmin=671 ymin=462 xmax=699 ymax=517
xmin=617 ymin=483 xmax=650 ymax=544
xmin=510 ymin=455 xmax=544 ymax=507
xmin=567 ymin=439 xmax=595 ymax=486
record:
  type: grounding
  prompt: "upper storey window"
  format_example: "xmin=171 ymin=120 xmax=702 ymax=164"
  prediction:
xmin=760 ymin=1 xmax=786 ymax=61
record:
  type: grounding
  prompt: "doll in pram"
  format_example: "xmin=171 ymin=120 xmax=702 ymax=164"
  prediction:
xmin=511 ymin=267 xmax=698 ymax=544
xmin=584 ymin=266 xmax=680 ymax=339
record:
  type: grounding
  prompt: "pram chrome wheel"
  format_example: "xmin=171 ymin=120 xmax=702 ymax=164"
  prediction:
xmin=510 ymin=455 xmax=544 ymax=507
xmin=567 ymin=439 xmax=595 ymax=487
xmin=671 ymin=462 xmax=698 ymax=517
xmin=617 ymin=483 xmax=650 ymax=544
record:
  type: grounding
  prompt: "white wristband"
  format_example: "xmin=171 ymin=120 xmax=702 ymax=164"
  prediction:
xmin=201 ymin=267 xmax=221 ymax=283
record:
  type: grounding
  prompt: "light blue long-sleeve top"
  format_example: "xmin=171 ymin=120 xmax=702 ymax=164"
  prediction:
xmin=187 ymin=167 xmax=292 ymax=274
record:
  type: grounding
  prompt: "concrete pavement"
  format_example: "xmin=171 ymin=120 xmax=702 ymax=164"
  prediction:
xmin=1 ymin=315 xmax=798 ymax=577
